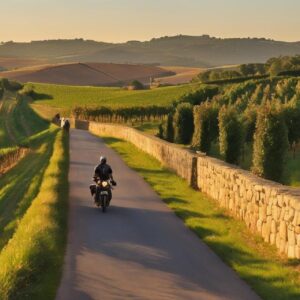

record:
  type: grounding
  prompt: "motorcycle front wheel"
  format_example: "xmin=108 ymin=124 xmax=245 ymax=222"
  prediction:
xmin=101 ymin=195 xmax=107 ymax=213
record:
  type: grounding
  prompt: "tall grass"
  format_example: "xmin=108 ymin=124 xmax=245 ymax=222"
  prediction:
xmin=0 ymin=130 xmax=69 ymax=300
xmin=0 ymin=147 xmax=29 ymax=175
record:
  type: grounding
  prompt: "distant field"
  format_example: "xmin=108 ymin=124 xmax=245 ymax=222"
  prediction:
xmin=1 ymin=62 xmax=171 ymax=86
xmin=30 ymin=82 xmax=200 ymax=112
xmin=0 ymin=57 xmax=47 ymax=70
xmin=157 ymin=66 xmax=202 ymax=84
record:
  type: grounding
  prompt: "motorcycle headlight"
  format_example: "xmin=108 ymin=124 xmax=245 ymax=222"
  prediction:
xmin=102 ymin=181 xmax=108 ymax=187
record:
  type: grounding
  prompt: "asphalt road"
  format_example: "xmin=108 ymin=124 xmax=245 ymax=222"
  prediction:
xmin=56 ymin=129 xmax=260 ymax=300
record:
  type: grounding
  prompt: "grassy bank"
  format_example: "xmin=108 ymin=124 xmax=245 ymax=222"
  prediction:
xmin=103 ymin=136 xmax=300 ymax=300
xmin=0 ymin=130 xmax=69 ymax=300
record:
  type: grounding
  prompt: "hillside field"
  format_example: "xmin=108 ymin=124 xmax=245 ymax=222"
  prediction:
xmin=29 ymin=82 xmax=201 ymax=115
xmin=1 ymin=62 xmax=172 ymax=87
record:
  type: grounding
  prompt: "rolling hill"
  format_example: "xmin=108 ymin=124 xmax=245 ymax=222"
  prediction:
xmin=0 ymin=62 xmax=172 ymax=86
xmin=0 ymin=35 xmax=300 ymax=67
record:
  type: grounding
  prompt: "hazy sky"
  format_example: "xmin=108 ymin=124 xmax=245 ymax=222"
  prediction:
xmin=1 ymin=0 xmax=299 ymax=42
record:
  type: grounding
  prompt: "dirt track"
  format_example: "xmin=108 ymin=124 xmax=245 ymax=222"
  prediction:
xmin=56 ymin=129 xmax=260 ymax=300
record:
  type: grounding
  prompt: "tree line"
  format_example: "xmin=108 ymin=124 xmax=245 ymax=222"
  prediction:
xmin=195 ymin=55 xmax=300 ymax=83
xmin=159 ymin=77 xmax=300 ymax=183
xmin=72 ymin=105 xmax=171 ymax=123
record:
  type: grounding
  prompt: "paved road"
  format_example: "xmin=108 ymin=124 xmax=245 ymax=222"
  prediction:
xmin=56 ymin=129 xmax=260 ymax=300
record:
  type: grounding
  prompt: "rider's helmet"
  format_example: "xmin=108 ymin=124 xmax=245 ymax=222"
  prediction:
xmin=99 ymin=156 xmax=107 ymax=164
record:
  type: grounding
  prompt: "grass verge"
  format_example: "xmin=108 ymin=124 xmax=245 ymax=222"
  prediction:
xmin=0 ymin=130 xmax=69 ymax=300
xmin=103 ymin=136 xmax=300 ymax=300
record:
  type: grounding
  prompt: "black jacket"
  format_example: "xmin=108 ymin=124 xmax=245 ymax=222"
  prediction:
xmin=94 ymin=163 xmax=112 ymax=181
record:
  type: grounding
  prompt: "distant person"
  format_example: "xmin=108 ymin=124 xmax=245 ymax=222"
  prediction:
xmin=63 ymin=119 xmax=70 ymax=133
xmin=60 ymin=117 xmax=65 ymax=128
xmin=53 ymin=113 xmax=60 ymax=125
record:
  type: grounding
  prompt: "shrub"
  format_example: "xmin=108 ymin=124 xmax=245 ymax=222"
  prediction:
xmin=0 ymin=78 xmax=23 ymax=91
xmin=181 ymin=85 xmax=219 ymax=105
xmin=129 ymin=80 xmax=145 ymax=90
xmin=164 ymin=112 xmax=175 ymax=142
xmin=157 ymin=123 xmax=164 ymax=139
xmin=242 ymin=106 xmax=257 ymax=143
xmin=282 ymin=97 xmax=300 ymax=158
xmin=219 ymin=106 xmax=243 ymax=164
xmin=192 ymin=103 xmax=218 ymax=153
xmin=252 ymin=105 xmax=289 ymax=181
xmin=173 ymin=103 xmax=194 ymax=144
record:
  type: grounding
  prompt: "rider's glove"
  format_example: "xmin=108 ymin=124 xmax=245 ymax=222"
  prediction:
xmin=111 ymin=180 xmax=117 ymax=186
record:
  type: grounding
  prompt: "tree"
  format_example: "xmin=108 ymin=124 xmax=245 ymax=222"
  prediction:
xmin=130 ymin=80 xmax=144 ymax=90
xmin=252 ymin=105 xmax=289 ymax=181
xmin=192 ymin=103 xmax=218 ymax=153
xmin=242 ymin=106 xmax=257 ymax=143
xmin=218 ymin=106 xmax=243 ymax=164
xmin=173 ymin=103 xmax=194 ymax=144
xmin=283 ymin=97 xmax=300 ymax=157
xmin=240 ymin=64 xmax=256 ymax=76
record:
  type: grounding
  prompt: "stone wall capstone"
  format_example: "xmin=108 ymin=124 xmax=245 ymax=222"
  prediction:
xmin=72 ymin=119 xmax=300 ymax=259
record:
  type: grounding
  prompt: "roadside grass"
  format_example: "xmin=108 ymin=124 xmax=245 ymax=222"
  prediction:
xmin=0 ymin=127 xmax=57 ymax=250
xmin=132 ymin=121 xmax=161 ymax=135
xmin=0 ymin=91 xmax=49 ymax=148
xmin=284 ymin=150 xmax=300 ymax=187
xmin=0 ymin=130 xmax=69 ymax=300
xmin=103 ymin=136 xmax=300 ymax=300
xmin=29 ymin=82 xmax=200 ymax=113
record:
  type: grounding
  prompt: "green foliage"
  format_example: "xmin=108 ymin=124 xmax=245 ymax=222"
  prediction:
xmin=163 ymin=112 xmax=175 ymax=142
xmin=197 ymin=70 xmax=242 ymax=82
xmin=218 ymin=106 xmax=243 ymax=164
xmin=252 ymin=105 xmax=289 ymax=181
xmin=192 ymin=103 xmax=219 ymax=153
xmin=130 ymin=80 xmax=145 ymax=90
xmin=266 ymin=55 xmax=300 ymax=76
xmin=240 ymin=63 xmax=266 ymax=76
xmin=73 ymin=105 xmax=171 ymax=123
xmin=242 ymin=106 xmax=257 ymax=143
xmin=282 ymin=99 xmax=300 ymax=146
xmin=181 ymin=85 xmax=219 ymax=105
xmin=173 ymin=103 xmax=194 ymax=144
xmin=0 ymin=78 xmax=23 ymax=91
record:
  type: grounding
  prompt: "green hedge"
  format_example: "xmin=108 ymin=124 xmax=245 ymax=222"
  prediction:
xmin=252 ymin=106 xmax=289 ymax=181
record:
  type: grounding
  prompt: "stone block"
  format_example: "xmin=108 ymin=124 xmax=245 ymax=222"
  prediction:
xmin=288 ymin=230 xmax=296 ymax=246
xmin=279 ymin=221 xmax=287 ymax=240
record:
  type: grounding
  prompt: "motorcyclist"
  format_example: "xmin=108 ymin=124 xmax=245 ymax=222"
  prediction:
xmin=91 ymin=156 xmax=116 ymax=205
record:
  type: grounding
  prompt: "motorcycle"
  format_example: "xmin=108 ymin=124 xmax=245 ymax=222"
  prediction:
xmin=91 ymin=177 xmax=113 ymax=213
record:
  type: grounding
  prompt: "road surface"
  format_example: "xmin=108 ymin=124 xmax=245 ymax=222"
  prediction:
xmin=56 ymin=129 xmax=260 ymax=300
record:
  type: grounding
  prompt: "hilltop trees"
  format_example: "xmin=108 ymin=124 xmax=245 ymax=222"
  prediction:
xmin=240 ymin=63 xmax=266 ymax=76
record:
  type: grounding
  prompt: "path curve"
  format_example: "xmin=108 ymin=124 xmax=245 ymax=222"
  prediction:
xmin=56 ymin=129 xmax=260 ymax=300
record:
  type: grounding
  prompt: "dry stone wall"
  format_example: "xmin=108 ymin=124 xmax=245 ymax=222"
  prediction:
xmin=197 ymin=156 xmax=300 ymax=259
xmin=72 ymin=119 xmax=300 ymax=258
xmin=88 ymin=121 xmax=197 ymax=186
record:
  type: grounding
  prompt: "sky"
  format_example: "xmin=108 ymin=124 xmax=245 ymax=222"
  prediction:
xmin=1 ymin=0 xmax=299 ymax=43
